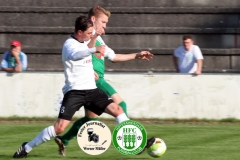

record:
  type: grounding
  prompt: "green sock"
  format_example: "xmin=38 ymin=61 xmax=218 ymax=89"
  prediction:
xmin=61 ymin=116 xmax=98 ymax=146
xmin=118 ymin=101 xmax=128 ymax=117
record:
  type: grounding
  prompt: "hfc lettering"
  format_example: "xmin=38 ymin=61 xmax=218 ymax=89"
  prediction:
xmin=123 ymin=128 xmax=136 ymax=133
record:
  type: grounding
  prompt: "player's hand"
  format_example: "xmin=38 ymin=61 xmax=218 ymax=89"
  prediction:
xmin=93 ymin=27 xmax=105 ymax=38
xmin=96 ymin=45 xmax=105 ymax=53
xmin=194 ymin=70 xmax=201 ymax=76
xmin=136 ymin=51 xmax=154 ymax=61
xmin=94 ymin=71 xmax=99 ymax=80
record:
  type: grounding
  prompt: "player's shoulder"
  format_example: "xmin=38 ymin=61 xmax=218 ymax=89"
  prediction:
xmin=63 ymin=36 xmax=83 ymax=48
xmin=64 ymin=37 xmax=76 ymax=44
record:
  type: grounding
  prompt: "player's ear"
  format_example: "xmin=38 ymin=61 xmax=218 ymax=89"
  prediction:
xmin=90 ymin=16 xmax=96 ymax=23
xmin=77 ymin=30 xmax=83 ymax=36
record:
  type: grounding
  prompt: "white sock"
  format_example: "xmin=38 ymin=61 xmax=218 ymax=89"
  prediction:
xmin=25 ymin=126 xmax=56 ymax=153
xmin=116 ymin=113 xmax=129 ymax=124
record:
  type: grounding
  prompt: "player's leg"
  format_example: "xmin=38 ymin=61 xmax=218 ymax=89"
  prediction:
xmin=59 ymin=109 xmax=98 ymax=146
xmin=86 ymin=88 xmax=129 ymax=123
xmin=13 ymin=90 xmax=84 ymax=158
xmin=96 ymin=78 xmax=128 ymax=116
xmin=55 ymin=88 xmax=128 ymax=156
xmin=89 ymin=87 xmax=155 ymax=154
xmin=111 ymin=93 xmax=128 ymax=116
xmin=55 ymin=78 xmax=127 ymax=152
xmin=13 ymin=119 xmax=70 ymax=158
xmin=104 ymin=102 xmax=129 ymax=123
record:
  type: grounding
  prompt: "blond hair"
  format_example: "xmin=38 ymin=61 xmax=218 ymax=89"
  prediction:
xmin=88 ymin=6 xmax=111 ymax=18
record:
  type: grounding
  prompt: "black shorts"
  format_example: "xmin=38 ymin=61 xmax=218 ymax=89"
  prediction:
xmin=58 ymin=88 xmax=114 ymax=120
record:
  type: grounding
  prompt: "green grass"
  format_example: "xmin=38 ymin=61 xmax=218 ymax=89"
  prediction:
xmin=1 ymin=116 xmax=240 ymax=123
xmin=0 ymin=122 xmax=239 ymax=160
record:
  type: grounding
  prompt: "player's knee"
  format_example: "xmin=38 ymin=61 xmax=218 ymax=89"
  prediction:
xmin=105 ymin=103 xmax=124 ymax=117
xmin=118 ymin=105 xmax=124 ymax=112
xmin=115 ymin=106 xmax=124 ymax=116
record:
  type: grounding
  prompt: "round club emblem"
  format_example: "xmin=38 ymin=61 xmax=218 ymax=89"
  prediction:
xmin=77 ymin=120 xmax=112 ymax=155
xmin=112 ymin=120 xmax=147 ymax=155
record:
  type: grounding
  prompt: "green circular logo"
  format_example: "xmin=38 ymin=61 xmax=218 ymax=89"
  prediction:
xmin=112 ymin=120 xmax=147 ymax=155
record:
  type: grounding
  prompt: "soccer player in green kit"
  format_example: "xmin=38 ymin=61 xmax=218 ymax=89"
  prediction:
xmin=55 ymin=6 xmax=154 ymax=156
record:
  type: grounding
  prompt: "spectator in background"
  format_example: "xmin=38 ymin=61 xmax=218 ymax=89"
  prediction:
xmin=1 ymin=40 xmax=27 ymax=73
xmin=173 ymin=35 xmax=203 ymax=75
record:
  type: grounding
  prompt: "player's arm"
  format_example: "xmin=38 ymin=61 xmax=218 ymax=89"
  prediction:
xmin=112 ymin=51 xmax=153 ymax=62
xmin=99 ymin=36 xmax=153 ymax=62
xmin=87 ymin=28 xmax=105 ymax=48
xmin=66 ymin=44 xmax=105 ymax=61
xmin=94 ymin=71 xmax=99 ymax=80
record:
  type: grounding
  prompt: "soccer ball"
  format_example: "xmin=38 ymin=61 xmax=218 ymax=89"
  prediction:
xmin=147 ymin=138 xmax=167 ymax=158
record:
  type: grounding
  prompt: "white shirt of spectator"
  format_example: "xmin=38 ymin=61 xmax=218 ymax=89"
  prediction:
xmin=174 ymin=45 xmax=203 ymax=73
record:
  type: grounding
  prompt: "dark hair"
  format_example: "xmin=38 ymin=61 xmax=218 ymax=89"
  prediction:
xmin=182 ymin=35 xmax=193 ymax=41
xmin=88 ymin=6 xmax=111 ymax=18
xmin=75 ymin=16 xmax=93 ymax=33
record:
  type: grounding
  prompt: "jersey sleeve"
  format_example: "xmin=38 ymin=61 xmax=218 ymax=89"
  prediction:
xmin=105 ymin=46 xmax=116 ymax=61
xmin=1 ymin=51 xmax=9 ymax=68
xmin=193 ymin=45 xmax=204 ymax=60
xmin=96 ymin=36 xmax=116 ymax=61
xmin=64 ymin=40 xmax=96 ymax=61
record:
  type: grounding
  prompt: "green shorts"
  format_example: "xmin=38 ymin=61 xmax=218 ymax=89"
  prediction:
xmin=96 ymin=78 xmax=117 ymax=96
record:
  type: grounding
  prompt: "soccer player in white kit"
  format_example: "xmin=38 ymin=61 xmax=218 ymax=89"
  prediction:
xmin=13 ymin=16 xmax=129 ymax=158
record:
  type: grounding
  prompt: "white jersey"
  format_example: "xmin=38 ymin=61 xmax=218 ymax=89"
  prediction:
xmin=62 ymin=36 xmax=97 ymax=94
xmin=174 ymin=45 xmax=203 ymax=73
xmin=96 ymin=35 xmax=116 ymax=61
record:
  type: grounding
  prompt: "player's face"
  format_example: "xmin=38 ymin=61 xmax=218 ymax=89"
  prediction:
xmin=81 ymin=27 xmax=94 ymax=41
xmin=92 ymin=13 xmax=109 ymax=31
xmin=183 ymin=39 xmax=193 ymax=51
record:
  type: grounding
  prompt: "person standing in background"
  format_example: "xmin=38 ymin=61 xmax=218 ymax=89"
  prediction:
xmin=173 ymin=35 xmax=203 ymax=75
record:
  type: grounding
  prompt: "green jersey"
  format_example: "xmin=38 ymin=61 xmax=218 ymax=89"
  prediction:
xmin=92 ymin=37 xmax=116 ymax=78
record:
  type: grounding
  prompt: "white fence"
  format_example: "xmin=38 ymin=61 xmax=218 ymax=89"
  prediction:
xmin=1 ymin=72 xmax=240 ymax=120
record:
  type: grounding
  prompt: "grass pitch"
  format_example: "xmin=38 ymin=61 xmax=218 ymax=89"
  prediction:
xmin=0 ymin=122 xmax=239 ymax=160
